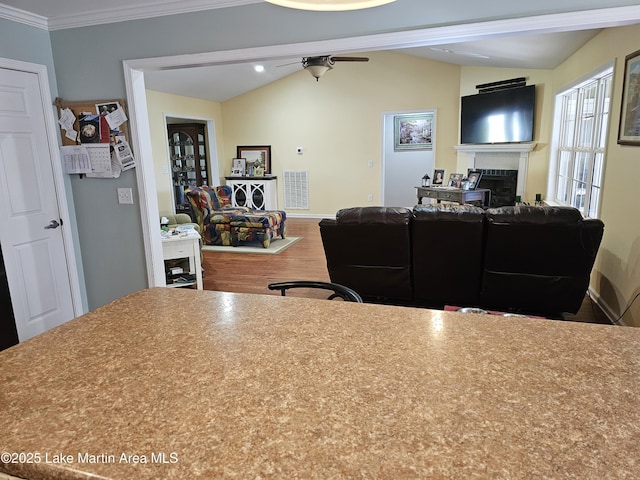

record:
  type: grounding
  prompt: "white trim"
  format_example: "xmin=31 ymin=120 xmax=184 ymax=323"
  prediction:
xmin=123 ymin=6 xmax=640 ymax=290
xmin=0 ymin=57 xmax=85 ymax=316
xmin=125 ymin=6 xmax=640 ymax=71
xmin=588 ymin=287 xmax=625 ymax=326
xmin=124 ymin=63 xmax=166 ymax=288
xmin=0 ymin=4 xmax=48 ymax=30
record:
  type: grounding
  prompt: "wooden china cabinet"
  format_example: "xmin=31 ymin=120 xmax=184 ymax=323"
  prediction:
xmin=167 ymin=123 xmax=209 ymax=216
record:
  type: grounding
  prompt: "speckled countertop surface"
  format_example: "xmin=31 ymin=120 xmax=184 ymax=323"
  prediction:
xmin=1 ymin=288 xmax=639 ymax=479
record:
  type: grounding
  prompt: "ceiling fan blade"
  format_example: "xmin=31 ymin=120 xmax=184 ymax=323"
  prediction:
xmin=330 ymin=56 xmax=369 ymax=62
xmin=276 ymin=60 xmax=302 ymax=68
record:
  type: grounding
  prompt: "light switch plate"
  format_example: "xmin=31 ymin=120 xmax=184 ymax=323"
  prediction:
xmin=117 ymin=188 xmax=134 ymax=204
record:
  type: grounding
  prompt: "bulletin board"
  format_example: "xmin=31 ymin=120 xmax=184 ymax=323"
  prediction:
xmin=54 ymin=97 xmax=130 ymax=146
xmin=54 ymin=97 xmax=135 ymax=178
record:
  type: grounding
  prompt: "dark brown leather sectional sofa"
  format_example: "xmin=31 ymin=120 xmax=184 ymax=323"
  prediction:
xmin=319 ymin=204 xmax=604 ymax=318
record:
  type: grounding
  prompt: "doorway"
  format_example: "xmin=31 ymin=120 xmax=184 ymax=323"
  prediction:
xmin=0 ymin=58 xmax=84 ymax=342
xmin=382 ymin=111 xmax=435 ymax=207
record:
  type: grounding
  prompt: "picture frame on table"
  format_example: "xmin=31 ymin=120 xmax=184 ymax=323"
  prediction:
xmin=432 ymin=169 xmax=445 ymax=185
xmin=466 ymin=170 xmax=483 ymax=190
xmin=448 ymin=173 xmax=463 ymax=188
xmin=618 ymin=49 xmax=640 ymax=145
xmin=237 ymin=145 xmax=271 ymax=174
xmin=393 ymin=112 xmax=434 ymax=150
xmin=231 ymin=158 xmax=246 ymax=176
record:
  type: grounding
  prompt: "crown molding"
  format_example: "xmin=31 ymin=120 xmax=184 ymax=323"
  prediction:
xmin=0 ymin=4 xmax=48 ymax=30
xmin=48 ymin=0 xmax=260 ymax=30
xmin=0 ymin=0 xmax=260 ymax=31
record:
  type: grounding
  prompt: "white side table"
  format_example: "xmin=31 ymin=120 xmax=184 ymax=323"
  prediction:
xmin=161 ymin=232 xmax=203 ymax=290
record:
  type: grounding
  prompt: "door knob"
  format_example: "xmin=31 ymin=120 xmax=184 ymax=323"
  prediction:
xmin=45 ymin=220 xmax=60 ymax=229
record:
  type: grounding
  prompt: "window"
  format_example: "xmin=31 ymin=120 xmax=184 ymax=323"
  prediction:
xmin=550 ymin=67 xmax=612 ymax=218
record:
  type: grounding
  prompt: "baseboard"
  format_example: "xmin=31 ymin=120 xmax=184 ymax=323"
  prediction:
xmin=588 ymin=287 xmax=625 ymax=326
xmin=284 ymin=212 xmax=335 ymax=219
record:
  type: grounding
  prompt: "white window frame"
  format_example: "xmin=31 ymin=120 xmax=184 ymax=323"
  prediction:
xmin=547 ymin=63 xmax=613 ymax=218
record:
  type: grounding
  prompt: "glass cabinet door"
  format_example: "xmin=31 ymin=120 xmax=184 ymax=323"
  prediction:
xmin=167 ymin=123 xmax=209 ymax=214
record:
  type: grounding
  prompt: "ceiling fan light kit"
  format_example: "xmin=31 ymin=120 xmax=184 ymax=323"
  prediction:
xmin=264 ymin=0 xmax=396 ymax=11
xmin=302 ymin=55 xmax=369 ymax=80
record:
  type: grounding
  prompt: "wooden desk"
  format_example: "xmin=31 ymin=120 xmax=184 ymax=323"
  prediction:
xmin=1 ymin=288 xmax=639 ymax=479
xmin=417 ymin=186 xmax=491 ymax=207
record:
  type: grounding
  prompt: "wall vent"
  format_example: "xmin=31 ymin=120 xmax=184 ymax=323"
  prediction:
xmin=283 ymin=170 xmax=309 ymax=209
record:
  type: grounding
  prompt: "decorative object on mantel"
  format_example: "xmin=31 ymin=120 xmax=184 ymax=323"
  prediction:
xmin=618 ymin=49 xmax=640 ymax=145
xmin=394 ymin=112 xmax=433 ymax=150
xmin=264 ymin=0 xmax=396 ymax=11
xmin=421 ymin=174 xmax=431 ymax=187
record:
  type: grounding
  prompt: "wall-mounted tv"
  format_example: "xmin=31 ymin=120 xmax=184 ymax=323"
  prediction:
xmin=460 ymin=85 xmax=535 ymax=144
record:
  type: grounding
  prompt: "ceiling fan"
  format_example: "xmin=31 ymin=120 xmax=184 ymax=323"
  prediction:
xmin=301 ymin=55 xmax=369 ymax=81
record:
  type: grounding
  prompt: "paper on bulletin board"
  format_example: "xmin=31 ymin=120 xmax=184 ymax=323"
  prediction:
xmin=60 ymin=145 xmax=91 ymax=174
xmin=84 ymin=144 xmax=121 ymax=178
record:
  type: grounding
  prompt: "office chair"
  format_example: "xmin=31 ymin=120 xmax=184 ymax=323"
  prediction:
xmin=267 ymin=281 xmax=363 ymax=303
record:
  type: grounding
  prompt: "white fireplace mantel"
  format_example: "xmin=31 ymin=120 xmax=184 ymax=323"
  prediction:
xmin=454 ymin=143 xmax=536 ymax=154
xmin=454 ymin=143 xmax=536 ymax=199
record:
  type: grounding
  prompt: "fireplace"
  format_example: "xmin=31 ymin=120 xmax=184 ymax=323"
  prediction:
xmin=454 ymin=143 xmax=536 ymax=206
xmin=477 ymin=169 xmax=518 ymax=207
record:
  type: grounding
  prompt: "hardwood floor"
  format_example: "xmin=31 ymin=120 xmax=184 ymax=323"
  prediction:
xmin=201 ymin=218 xmax=611 ymax=324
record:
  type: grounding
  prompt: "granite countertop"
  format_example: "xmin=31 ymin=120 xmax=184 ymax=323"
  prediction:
xmin=1 ymin=288 xmax=639 ymax=479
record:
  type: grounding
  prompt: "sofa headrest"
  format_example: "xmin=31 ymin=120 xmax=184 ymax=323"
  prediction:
xmin=336 ymin=207 xmax=412 ymax=225
xmin=486 ymin=205 xmax=584 ymax=225
xmin=413 ymin=204 xmax=485 ymax=222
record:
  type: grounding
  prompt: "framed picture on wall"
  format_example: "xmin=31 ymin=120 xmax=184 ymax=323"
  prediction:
xmin=618 ymin=49 xmax=640 ymax=145
xmin=237 ymin=145 xmax=271 ymax=174
xmin=394 ymin=113 xmax=434 ymax=150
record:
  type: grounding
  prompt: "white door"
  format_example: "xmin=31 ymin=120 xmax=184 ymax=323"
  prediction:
xmin=0 ymin=67 xmax=76 ymax=341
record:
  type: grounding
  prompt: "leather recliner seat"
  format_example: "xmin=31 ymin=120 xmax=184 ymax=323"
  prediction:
xmin=481 ymin=206 xmax=605 ymax=316
xmin=412 ymin=204 xmax=486 ymax=308
xmin=319 ymin=207 xmax=413 ymax=303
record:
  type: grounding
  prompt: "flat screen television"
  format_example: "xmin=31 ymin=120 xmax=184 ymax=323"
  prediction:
xmin=460 ymin=85 xmax=535 ymax=144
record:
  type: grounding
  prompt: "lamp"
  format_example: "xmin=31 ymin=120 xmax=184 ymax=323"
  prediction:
xmin=264 ymin=0 xmax=396 ymax=11
xmin=422 ymin=174 xmax=431 ymax=187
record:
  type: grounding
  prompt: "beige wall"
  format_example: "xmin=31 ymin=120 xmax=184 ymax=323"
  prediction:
xmin=145 ymin=90 xmax=225 ymax=214
xmin=221 ymin=51 xmax=461 ymax=215
xmin=549 ymin=25 xmax=640 ymax=327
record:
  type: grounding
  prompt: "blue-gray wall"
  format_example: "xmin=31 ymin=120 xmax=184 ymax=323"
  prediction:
xmin=0 ymin=17 xmax=88 ymax=312
xmin=5 ymin=0 xmax=637 ymax=310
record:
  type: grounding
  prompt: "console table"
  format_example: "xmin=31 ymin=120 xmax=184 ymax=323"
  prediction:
xmin=225 ymin=176 xmax=277 ymax=210
xmin=417 ymin=186 xmax=491 ymax=208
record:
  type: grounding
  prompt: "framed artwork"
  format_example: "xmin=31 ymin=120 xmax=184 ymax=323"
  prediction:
xmin=618 ymin=49 xmax=640 ymax=145
xmin=466 ymin=170 xmax=483 ymax=190
xmin=394 ymin=113 xmax=434 ymax=150
xmin=432 ymin=169 xmax=445 ymax=185
xmin=448 ymin=173 xmax=463 ymax=188
xmin=237 ymin=145 xmax=271 ymax=174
